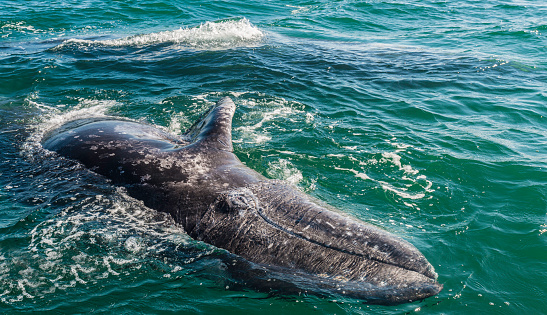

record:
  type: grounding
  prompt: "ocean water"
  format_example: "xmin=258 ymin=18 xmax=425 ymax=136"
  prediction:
xmin=1 ymin=0 xmax=546 ymax=313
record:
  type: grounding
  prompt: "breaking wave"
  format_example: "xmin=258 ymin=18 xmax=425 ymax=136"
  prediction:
xmin=53 ymin=18 xmax=264 ymax=50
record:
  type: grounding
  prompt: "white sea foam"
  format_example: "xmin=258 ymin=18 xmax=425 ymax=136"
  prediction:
xmin=56 ymin=18 xmax=264 ymax=50
xmin=335 ymin=141 xmax=435 ymax=204
xmin=376 ymin=149 xmax=434 ymax=202
xmin=379 ymin=181 xmax=426 ymax=200
xmin=236 ymin=106 xmax=294 ymax=144
xmin=0 ymin=188 xmax=195 ymax=304
xmin=267 ymin=159 xmax=303 ymax=185
xmin=1 ymin=21 xmax=40 ymax=35
xmin=234 ymin=96 xmax=305 ymax=145
xmin=334 ymin=166 xmax=371 ymax=181
xmin=380 ymin=152 xmax=419 ymax=175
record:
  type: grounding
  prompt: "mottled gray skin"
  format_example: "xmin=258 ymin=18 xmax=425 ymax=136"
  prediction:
xmin=42 ymin=97 xmax=442 ymax=305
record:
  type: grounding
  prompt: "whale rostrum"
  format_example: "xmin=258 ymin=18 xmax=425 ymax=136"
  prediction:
xmin=42 ymin=97 xmax=442 ymax=305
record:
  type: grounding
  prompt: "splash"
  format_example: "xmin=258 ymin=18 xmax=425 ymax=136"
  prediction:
xmin=267 ymin=159 xmax=304 ymax=185
xmin=233 ymin=94 xmax=305 ymax=145
xmin=0 ymin=190 xmax=197 ymax=304
xmin=55 ymin=18 xmax=264 ymax=50
xmin=21 ymin=98 xmax=119 ymax=159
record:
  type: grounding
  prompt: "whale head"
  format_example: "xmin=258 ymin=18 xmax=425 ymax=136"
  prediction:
xmin=193 ymin=180 xmax=442 ymax=305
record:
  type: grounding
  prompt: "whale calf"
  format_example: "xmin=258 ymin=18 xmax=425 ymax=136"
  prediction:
xmin=42 ymin=97 xmax=442 ymax=305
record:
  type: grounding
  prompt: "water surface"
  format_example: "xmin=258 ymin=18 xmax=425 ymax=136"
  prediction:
xmin=1 ymin=0 xmax=546 ymax=313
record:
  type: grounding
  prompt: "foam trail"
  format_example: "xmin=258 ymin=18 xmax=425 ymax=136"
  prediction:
xmin=56 ymin=18 xmax=264 ymax=50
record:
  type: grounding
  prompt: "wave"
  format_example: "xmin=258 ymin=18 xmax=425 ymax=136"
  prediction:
xmin=53 ymin=18 xmax=264 ymax=50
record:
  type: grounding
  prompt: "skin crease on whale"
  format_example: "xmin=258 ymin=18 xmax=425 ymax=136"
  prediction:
xmin=41 ymin=97 xmax=443 ymax=305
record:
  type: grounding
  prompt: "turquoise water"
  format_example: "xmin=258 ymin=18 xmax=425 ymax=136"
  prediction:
xmin=1 ymin=0 xmax=546 ymax=313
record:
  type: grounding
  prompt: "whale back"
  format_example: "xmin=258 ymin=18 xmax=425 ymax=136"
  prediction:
xmin=41 ymin=97 xmax=261 ymax=231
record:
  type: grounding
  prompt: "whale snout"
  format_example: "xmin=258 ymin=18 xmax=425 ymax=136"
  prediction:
xmin=194 ymin=181 xmax=442 ymax=304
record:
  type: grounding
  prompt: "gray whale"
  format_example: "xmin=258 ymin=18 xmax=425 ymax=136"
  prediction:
xmin=42 ymin=97 xmax=442 ymax=305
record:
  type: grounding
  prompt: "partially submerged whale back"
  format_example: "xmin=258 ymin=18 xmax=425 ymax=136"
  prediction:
xmin=42 ymin=97 xmax=442 ymax=305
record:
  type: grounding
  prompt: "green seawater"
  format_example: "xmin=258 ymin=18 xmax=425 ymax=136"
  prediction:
xmin=0 ymin=0 xmax=546 ymax=313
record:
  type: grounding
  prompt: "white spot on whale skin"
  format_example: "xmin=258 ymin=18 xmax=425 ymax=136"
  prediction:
xmin=140 ymin=174 xmax=151 ymax=182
